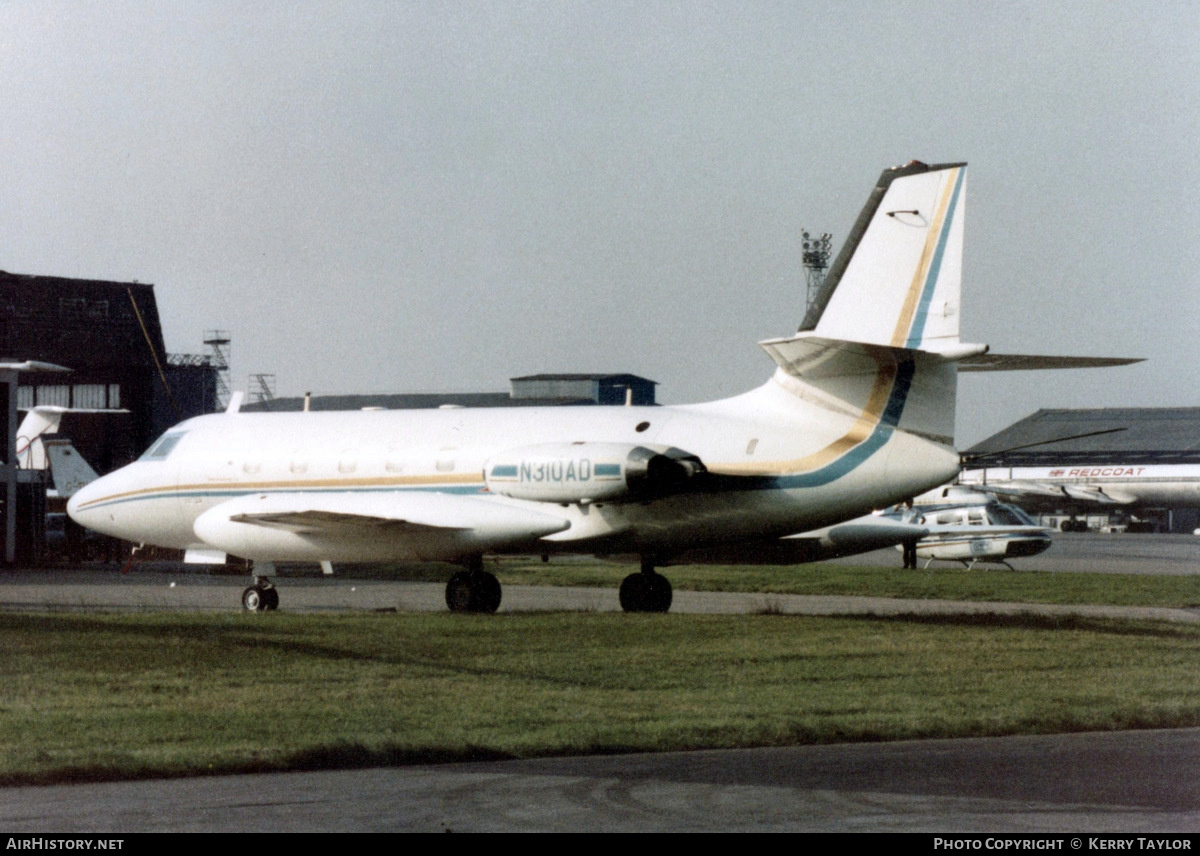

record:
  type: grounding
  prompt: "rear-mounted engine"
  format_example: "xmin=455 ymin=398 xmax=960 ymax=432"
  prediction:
xmin=484 ymin=443 xmax=705 ymax=503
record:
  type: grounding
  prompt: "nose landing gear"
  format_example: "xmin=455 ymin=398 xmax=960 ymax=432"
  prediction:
xmin=241 ymin=575 xmax=279 ymax=611
xmin=445 ymin=556 xmax=502 ymax=614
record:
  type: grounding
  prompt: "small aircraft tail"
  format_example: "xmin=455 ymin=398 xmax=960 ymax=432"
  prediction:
xmin=16 ymin=406 xmax=69 ymax=469
xmin=44 ymin=441 xmax=100 ymax=498
xmin=758 ymin=162 xmax=979 ymax=450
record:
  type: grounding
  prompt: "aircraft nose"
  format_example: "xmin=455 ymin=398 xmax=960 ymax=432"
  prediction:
xmin=67 ymin=475 xmax=117 ymax=536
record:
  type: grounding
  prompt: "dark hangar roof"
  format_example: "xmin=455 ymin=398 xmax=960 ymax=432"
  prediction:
xmin=509 ymin=373 xmax=658 ymax=384
xmin=243 ymin=392 xmax=598 ymax=412
xmin=0 ymin=271 xmax=166 ymax=370
xmin=967 ymin=408 xmax=1200 ymax=466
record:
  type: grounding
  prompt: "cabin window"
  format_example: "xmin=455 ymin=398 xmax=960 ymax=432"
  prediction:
xmin=746 ymin=438 xmax=759 ymax=455
xmin=140 ymin=433 xmax=185 ymax=461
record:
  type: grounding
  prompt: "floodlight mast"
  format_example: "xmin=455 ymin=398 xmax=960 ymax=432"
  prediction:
xmin=801 ymin=229 xmax=833 ymax=314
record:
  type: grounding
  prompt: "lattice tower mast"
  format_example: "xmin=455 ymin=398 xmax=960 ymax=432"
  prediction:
xmin=203 ymin=330 xmax=231 ymax=410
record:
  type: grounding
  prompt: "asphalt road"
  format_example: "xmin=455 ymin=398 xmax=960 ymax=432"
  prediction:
xmin=2 ymin=531 xmax=1199 ymax=832
xmin=2 ymin=729 xmax=1199 ymax=832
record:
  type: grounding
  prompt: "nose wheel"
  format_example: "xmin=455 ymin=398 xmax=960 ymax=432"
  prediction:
xmin=445 ymin=555 xmax=502 ymax=613
xmin=445 ymin=569 xmax=502 ymax=614
xmin=242 ymin=577 xmax=279 ymax=612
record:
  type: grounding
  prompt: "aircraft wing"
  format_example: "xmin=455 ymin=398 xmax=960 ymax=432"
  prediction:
xmin=976 ymin=481 xmax=1135 ymax=506
xmin=193 ymin=491 xmax=571 ymax=562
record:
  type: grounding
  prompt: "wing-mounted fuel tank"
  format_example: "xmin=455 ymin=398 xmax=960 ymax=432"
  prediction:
xmin=484 ymin=443 xmax=705 ymax=503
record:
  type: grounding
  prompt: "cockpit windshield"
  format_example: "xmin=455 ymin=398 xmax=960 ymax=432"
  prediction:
xmin=139 ymin=432 xmax=186 ymax=461
xmin=987 ymin=503 xmax=1037 ymax=526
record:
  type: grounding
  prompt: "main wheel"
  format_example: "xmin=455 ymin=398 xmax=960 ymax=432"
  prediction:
xmin=620 ymin=572 xmax=673 ymax=613
xmin=644 ymin=572 xmax=672 ymax=613
xmin=474 ymin=571 xmax=502 ymax=614
xmin=446 ymin=571 xmax=474 ymax=612
xmin=262 ymin=587 xmax=280 ymax=611
xmin=619 ymin=572 xmax=648 ymax=612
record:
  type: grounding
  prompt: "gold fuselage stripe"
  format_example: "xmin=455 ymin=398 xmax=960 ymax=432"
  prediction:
xmin=890 ymin=167 xmax=959 ymax=347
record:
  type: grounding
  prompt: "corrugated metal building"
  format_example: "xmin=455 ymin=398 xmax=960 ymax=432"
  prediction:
xmin=966 ymin=408 xmax=1200 ymax=467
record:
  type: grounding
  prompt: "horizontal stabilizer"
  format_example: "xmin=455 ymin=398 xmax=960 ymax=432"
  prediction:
xmin=958 ymin=354 xmax=1143 ymax=372
xmin=759 ymin=334 xmax=899 ymax=380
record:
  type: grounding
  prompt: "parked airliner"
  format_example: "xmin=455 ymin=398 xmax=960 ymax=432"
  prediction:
xmin=67 ymin=161 xmax=1134 ymax=613
xmin=958 ymin=465 xmax=1200 ymax=520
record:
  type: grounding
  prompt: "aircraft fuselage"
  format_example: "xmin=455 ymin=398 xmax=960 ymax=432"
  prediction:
xmin=68 ymin=376 xmax=960 ymax=563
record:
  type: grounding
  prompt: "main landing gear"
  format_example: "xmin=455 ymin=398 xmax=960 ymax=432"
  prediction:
xmin=619 ymin=558 xmax=673 ymax=613
xmin=242 ymin=575 xmax=279 ymax=612
xmin=445 ymin=556 xmax=502 ymax=614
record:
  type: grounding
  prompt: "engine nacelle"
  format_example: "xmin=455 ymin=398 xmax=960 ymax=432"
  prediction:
xmin=484 ymin=443 xmax=705 ymax=503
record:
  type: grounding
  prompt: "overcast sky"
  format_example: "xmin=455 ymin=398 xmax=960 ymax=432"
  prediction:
xmin=2 ymin=1 xmax=1196 ymax=445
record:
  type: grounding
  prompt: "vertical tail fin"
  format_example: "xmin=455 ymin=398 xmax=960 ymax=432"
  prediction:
xmin=802 ymin=161 xmax=967 ymax=351
xmin=759 ymin=162 xmax=974 ymax=450
xmin=15 ymin=406 xmax=67 ymax=469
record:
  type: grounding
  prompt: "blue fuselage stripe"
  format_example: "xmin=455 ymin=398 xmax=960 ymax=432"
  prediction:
xmin=905 ymin=168 xmax=965 ymax=348
xmin=774 ymin=360 xmax=916 ymax=489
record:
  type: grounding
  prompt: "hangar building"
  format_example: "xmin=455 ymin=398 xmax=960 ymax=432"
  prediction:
xmin=965 ymin=408 xmax=1200 ymax=532
xmin=1 ymin=271 xmax=218 ymax=563
xmin=1 ymin=271 xmax=218 ymax=473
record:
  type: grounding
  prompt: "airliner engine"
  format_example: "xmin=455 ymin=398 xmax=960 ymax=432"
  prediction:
xmin=484 ymin=443 xmax=705 ymax=503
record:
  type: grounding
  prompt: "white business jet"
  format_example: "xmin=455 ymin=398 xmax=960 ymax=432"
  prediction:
xmin=66 ymin=161 xmax=1129 ymax=613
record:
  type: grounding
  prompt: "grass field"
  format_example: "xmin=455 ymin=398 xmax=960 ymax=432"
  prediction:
xmin=4 ymin=609 xmax=1200 ymax=786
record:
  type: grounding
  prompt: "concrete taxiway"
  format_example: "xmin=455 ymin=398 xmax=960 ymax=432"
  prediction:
xmin=2 ymin=532 xmax=1197 ymax=622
